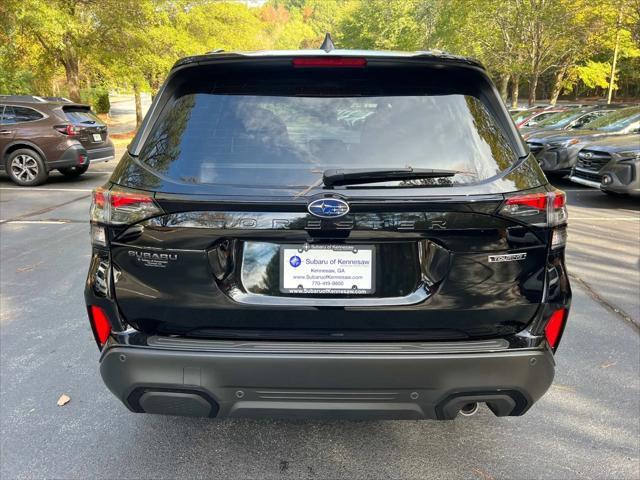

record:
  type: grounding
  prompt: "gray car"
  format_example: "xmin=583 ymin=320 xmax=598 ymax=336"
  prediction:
xmin=520 ymin=106 xmax=622 ymax=138
xmin=526 ymin=106 xmax=640 ymax=175
xmin=569 ymin=134 xmax=640 ymax=196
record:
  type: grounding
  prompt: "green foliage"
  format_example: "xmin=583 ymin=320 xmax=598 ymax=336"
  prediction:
xmin=576 ymin=61 xmax=614 ymax=89
xmin=1 ymin=0 xmax=639 ymax=102
xmin=339 ymin=0 xmax=427 ymax=50
xmin=94 ymin=90 xmax=111 ymax=114
xmin=184 ymin=1 xmax=265 ymax=51
xmin=79 ymin=87 xmax=110 ymax=113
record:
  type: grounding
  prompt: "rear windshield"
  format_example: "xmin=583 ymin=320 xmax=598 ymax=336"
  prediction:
xmin=63 ymin=107 xmax=104 ymax=126
xmin=138 ymin=91 xmax=517 ymax=189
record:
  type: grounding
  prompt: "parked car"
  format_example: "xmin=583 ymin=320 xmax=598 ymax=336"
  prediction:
xmin=0 ymin=95 xmax=114 ymax=186
xmin=569 ymin=134 xmax=640 ymax=196
xmin=86 ymin=47 xmax=570 ymax=420
xmin=526 ymin=106 xmax=640 ymax=175
xmin=512 ymin=107 xmax=567 ymax=129
xmin=520 ymin=105 xmax=623 ymax=138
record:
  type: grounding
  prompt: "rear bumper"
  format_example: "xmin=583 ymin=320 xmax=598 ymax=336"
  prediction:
xmin=48 ymin=144 xmax=87 ymax=170
xmin=100 ymin=338 xmax=555 ymax=420
xmin=86 ymin=141 xmax=115 ymax=163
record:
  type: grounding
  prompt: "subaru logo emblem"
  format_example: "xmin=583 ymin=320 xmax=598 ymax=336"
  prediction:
xmin=307 ymin=198 xmax=350 ymax=218
xmin=583 ymin=152 xmax=593 ymax=159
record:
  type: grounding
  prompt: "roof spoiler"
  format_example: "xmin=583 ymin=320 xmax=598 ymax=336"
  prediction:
xmin=61 ymin=103 xmax=92 ymax=110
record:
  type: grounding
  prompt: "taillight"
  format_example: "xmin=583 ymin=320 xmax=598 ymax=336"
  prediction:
xmin=499 ymin=190 xmax=568 ymax=248
xmin=90 ymin=187 xmax=162 ymax=227
xmin=54 ymin=124 xmax=80 ymax=136
xmin=544 ymin=308 xmax=567 ymax=350
xmin=501 ymin=192 xmax=548 ymax=222
xmin=88 ymin=305 xmax=111 ymax=348
xmin=292 ymin=57 xmax=367 ymax=68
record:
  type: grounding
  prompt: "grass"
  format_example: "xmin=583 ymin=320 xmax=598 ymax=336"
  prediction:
xmin=110 ymin=132 xmax=135 ymax=148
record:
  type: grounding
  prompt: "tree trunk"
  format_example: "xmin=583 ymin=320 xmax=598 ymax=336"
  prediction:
xmin=144 ymin=73 xmax=161 ymax=102
xmin=528 ymin=72 xmax=539 ymax=107
xmin=63 ymin=57 xmax=81 ymax=103
xmin=133 ymin=84 xmax=143 ymax=129
xmin=498 ymin=73 xmax=510 ymax=102
xmin=606 ymin=4 xmax=624 ymax=103
xmin=549 ymin=67 xmax=567 ymax=106
xmin=510 ymin=75 xmax=519 ymax=108
xmin=150 ymin=79 xmax=161 ymax=102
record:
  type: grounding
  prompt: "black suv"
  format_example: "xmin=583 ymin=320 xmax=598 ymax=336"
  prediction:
xmin=86 ymin=48 xmax=571 ymax=420
xmin=0 ymin=96 xmax=115 ymax=186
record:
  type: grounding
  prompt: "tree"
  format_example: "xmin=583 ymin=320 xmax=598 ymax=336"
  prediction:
xmin=439 ymin=0 xmax=527 ymax=103
xmin=339 ymin=0 xmax=427 ymax=51
xmin=9 ymin=0 xmax=140 ymax=102
xmin=260 ymin=3 xmax=316 ymax=49
xmin=517 ymin=0 xmax=571 ymax=106
xmin=597 ymin=0 xmax=640 ymax=102
xmin=2 ymin=0 xmax=639 ymax=107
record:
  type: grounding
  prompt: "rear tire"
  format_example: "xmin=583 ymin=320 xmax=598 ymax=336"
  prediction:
xmin=59 ymin=164 xmax=89 ymax=178
xmin=5 ymin=149 xmax=48 ymax=186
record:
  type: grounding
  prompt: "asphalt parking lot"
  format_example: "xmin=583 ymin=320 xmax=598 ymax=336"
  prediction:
xmin=1 ymin=160 xmax=638 ymax=479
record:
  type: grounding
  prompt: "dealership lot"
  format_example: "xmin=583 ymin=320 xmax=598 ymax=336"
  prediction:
xmin=0 ymin=161 xmax=638 ymax=479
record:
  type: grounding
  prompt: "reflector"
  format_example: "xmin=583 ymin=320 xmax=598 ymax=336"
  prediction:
xmin=544 ymin=308 xmax=566 ymax=349
xmin=89 ymin=305 xmax=111 ymax=347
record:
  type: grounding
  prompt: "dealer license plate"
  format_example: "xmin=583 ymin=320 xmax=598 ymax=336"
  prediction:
xmin=280 ymin=245 xmax=375 ymax=294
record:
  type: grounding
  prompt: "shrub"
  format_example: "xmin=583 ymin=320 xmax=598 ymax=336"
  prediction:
xmin=93 ymin=91 xmax=111 ymax=114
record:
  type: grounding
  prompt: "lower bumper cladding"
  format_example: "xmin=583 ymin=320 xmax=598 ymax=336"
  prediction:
xmin=100 ymin=339 xmax=555 ymax=420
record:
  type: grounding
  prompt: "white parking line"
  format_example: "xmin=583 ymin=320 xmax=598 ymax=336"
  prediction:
xmin=563 ymin=190 xmax=600 ymax=193
xmin=570 ymin=217 xmax=639 ymax=221
xmin=0 ymin=187 xmax=93 ymax=192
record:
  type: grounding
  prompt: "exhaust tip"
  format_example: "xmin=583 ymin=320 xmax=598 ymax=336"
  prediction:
xmin=459 ymin=402 xmax=479 ymax=416
xmin=127 ymin=387 xmax=219 ymax=418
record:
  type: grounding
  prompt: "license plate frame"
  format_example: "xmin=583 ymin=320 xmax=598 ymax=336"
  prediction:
xmin=280 ymin=244 xmax=375 ymax=295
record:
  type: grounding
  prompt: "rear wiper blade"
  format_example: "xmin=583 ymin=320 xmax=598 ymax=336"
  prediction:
xmin=322 ymin=168 xmax=459 ymax=187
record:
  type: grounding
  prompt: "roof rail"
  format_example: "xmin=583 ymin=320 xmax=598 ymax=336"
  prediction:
xmin=206 ymin=49 xmax=225 ymax=54
xmin=0 ymin=94 xmax=48 ymax=103
xmin=320 ymin=33 xmax=335 ymax=53
xmin=42 ymin=96 xmax=73 ymax=103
